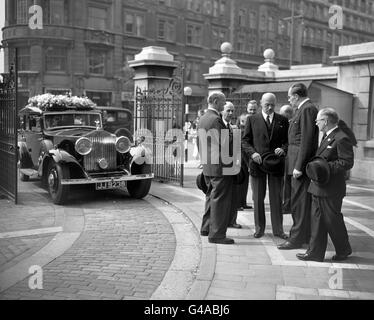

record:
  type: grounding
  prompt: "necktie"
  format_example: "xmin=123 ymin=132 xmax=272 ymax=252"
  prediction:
xmin=322 ymin=132 xmax=327 ymax=141
xmin=266 ymin=115 xmax=271 ymax=127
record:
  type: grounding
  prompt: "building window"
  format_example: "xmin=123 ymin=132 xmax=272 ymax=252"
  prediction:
xmin=220 ymin=0 xmax=226 ymax=16
xmin=85 ymin=91 xmax=112 ymax=107
xmin=212 ymin=27 xmax=227 ymax=49
xmin=124 ymin=12 xmax=145 ymax=36
xmin=238 ymin=9 xmax=246 ymax=27
xmin=213 ymin=0 xmax=219 ymax=17
xmin=235 ymin=34 xmax=246 ymax=52
xmin=88 ymin=49 xmax=106 ymax=75
xmin=186 ymin=23 xmax=203 ymax=46
xmin=45 ymin=46 xmax=67 ymax=72
xmin=185 ymin=61 xmax=202 ymax=84
xmin=259 ymin=15 xmax=267 ymax=31
xmin=268 ymin=16 xmax=275 ymax=32
xmin=16 ymin=0 xmax=29 ymax=24
xmin=158 ymin=18 xmax=176 ymax=42
xmin=248 ymin=35 xmax=256 ymax=54
xmin=88 ymin=6 xmax=107 ymax=30
xmin=17 ymin=47 xmax=30 ymax=71
xmin=46 ymin=0 xmax=66 ymax=25
xmin=249 ymin=11 xmax=257 ymax=29
xmin=278 ymin=20 xmax=285 ymax=35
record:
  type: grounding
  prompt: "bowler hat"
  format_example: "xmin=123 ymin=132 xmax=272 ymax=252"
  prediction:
xmin=260 ymin=152 xmax=285 ymax=175
xmin=196 ymin=172 xmax=208 ymax=194
xmin=306 ymin=156 xmax=330 ymax=185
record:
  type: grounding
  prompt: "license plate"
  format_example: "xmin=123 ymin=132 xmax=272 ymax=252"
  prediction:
xmin=95 ymin=181 xmax=126 ymax=190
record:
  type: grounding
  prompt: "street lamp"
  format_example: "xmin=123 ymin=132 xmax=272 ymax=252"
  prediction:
xmin=283 ymin=0 xmax=304 ymax=67
xmin=183 ymin=86 xmax=192 ymax=163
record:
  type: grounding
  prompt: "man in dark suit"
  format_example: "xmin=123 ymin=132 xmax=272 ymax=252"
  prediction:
xmin=296 ymin=108 xmax=354 ymax=262
xmin=222 ymin=101 xmax=242 ymax=229
xmin=236 ymin=112 xmax=253 ymax=211
xmin=198 ymin=92 xmax=235 ymax=245
xmin=280 ymin=104 xmax=294 ymax=215
xmin=242 ymin=93 xmax=289 ymax=239
xmin=278 ymin=83 xmax=319 ymax=250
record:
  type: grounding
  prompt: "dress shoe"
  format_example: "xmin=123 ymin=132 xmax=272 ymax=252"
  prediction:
xmin=243 ymin=204 xmax=253 ymax=209
xmin=277 ymin=241 xmax=301 ymax=250
xmin=253 ymin=232 xmax=264 ymax=238
xmin=208 ymin=237 xmax=235 ymax=244
xmin=229 ymin=223 xmax=242 ymax=229
xmin=200 ymin=231 xmax=209 ymax=236
xmin=274 ymin=233 xmax=288 ymax=240
xmin=296 ymin=252 xmax=323 ymax=262
xmin=332 ymin=248 xmax=352 ymax=261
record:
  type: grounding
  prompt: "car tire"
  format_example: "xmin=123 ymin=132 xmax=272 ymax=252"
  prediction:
xmin=20 ymin=172 xmax=30 ymax=181
xmin=126 ymin=163 xmax=152 ymax=199
xmin=47 ymin=162 xmax=70 ymax=205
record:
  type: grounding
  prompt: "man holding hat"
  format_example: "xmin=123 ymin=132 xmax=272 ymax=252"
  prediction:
xmin=296 ymin=108 xmax=354 ymax=262
xmin=242 ymin=93 xmax=289 ymax=239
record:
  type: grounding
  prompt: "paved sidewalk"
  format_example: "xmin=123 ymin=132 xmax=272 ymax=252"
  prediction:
xmin=149 ymin=160 xmax=374 ymax=300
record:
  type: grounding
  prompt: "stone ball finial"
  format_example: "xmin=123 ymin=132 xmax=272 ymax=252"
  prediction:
xmin=264 ymin=48 xmax=275 ymax=60
xmin=221 ymin=42 xmax=233 ymax=55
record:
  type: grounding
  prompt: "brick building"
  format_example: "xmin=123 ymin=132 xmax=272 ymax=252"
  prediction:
xmin=2 ymin=0 xmax=374 ymax=114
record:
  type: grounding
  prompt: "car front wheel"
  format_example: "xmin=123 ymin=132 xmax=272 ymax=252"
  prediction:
xmin=47 ymin=162 xmax=70 ymax=205
xmin=126 ymin=163 xmax=152 ymax=199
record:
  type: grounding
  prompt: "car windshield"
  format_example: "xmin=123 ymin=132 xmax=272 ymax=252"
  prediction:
xmin=44 ymin=112 xmax=102 ymax=129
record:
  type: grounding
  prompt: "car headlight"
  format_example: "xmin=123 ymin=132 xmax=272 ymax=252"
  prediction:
xmin=75 ymin=137 xmax=92 ymax=155
xmin=116 ymin=136 xmax=131 ymax=154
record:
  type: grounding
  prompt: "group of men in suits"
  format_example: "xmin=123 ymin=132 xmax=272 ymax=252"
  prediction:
xmin=197 ymin=83 xmax=354 ymax=262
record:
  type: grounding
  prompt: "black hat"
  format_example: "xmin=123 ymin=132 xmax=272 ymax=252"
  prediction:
xmin=306 ymin=156 xmax=330 ymax=185
xmin=260 ymin=152 xmax=285 ymax=175
xmin=196 ymin=172 xmax=208 ymax=194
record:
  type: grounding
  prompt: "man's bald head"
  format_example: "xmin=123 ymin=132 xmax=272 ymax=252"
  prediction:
xmin=260 ymin=93 xmax=276 ymax=115
xmin=280 ymin=104 xmax=294 ymax=120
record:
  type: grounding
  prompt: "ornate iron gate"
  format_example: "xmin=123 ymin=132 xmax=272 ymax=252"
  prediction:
xmin=0 ymin=48 xmax=18 ymax=203
xmin=134 ymin=76 xmax=184 ymax=186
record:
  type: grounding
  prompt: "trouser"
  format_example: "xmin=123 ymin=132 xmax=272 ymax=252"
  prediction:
xmin=237 ymin=165 xmax=250 ymax=208
xmin=251 ymin=174 xmax=284 ymax=235
xmin=282 ymin=174 xmax=292 ymax=214
xmin=288 ymin=175 xmax=312 ymax=245
xmin=307 ymin=195 xmax=351 ymax=260
xmin=201 ymin=175 xmax=233 ymax=239
xmin=230 ymin=181 xmax=239 ymax=225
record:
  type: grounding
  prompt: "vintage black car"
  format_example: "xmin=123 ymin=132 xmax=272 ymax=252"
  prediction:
xmin=18 ymin=94 xmax=153 ymax=205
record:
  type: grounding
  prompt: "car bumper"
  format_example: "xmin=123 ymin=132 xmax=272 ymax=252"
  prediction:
xmin=61 ymin=173 xmax=154 ymax=185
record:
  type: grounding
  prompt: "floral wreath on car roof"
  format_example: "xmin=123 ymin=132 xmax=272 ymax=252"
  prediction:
xmin=26 ymin=93 xmax=97 ymax=112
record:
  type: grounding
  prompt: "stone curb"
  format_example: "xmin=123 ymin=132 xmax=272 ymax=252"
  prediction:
xmin=149 ymin=185 xmax=217 ymax=300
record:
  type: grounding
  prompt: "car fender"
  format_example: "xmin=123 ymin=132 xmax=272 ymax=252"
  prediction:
xmin=48 ymin=149 xmax=80 ymax=166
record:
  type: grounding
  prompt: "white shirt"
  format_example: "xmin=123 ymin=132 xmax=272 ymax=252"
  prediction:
xmin=262 ymin=111 xmax=274 ymax=124
xmin=297 ymin=98 xmax=310 ymax=109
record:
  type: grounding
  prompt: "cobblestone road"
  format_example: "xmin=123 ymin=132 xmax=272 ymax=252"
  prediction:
xmin=0 ymin=181 xmax=176 ymax=300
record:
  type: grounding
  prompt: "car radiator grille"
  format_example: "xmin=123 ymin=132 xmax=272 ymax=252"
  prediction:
xmin=84 ymin=132 xmax=117 ymax=172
